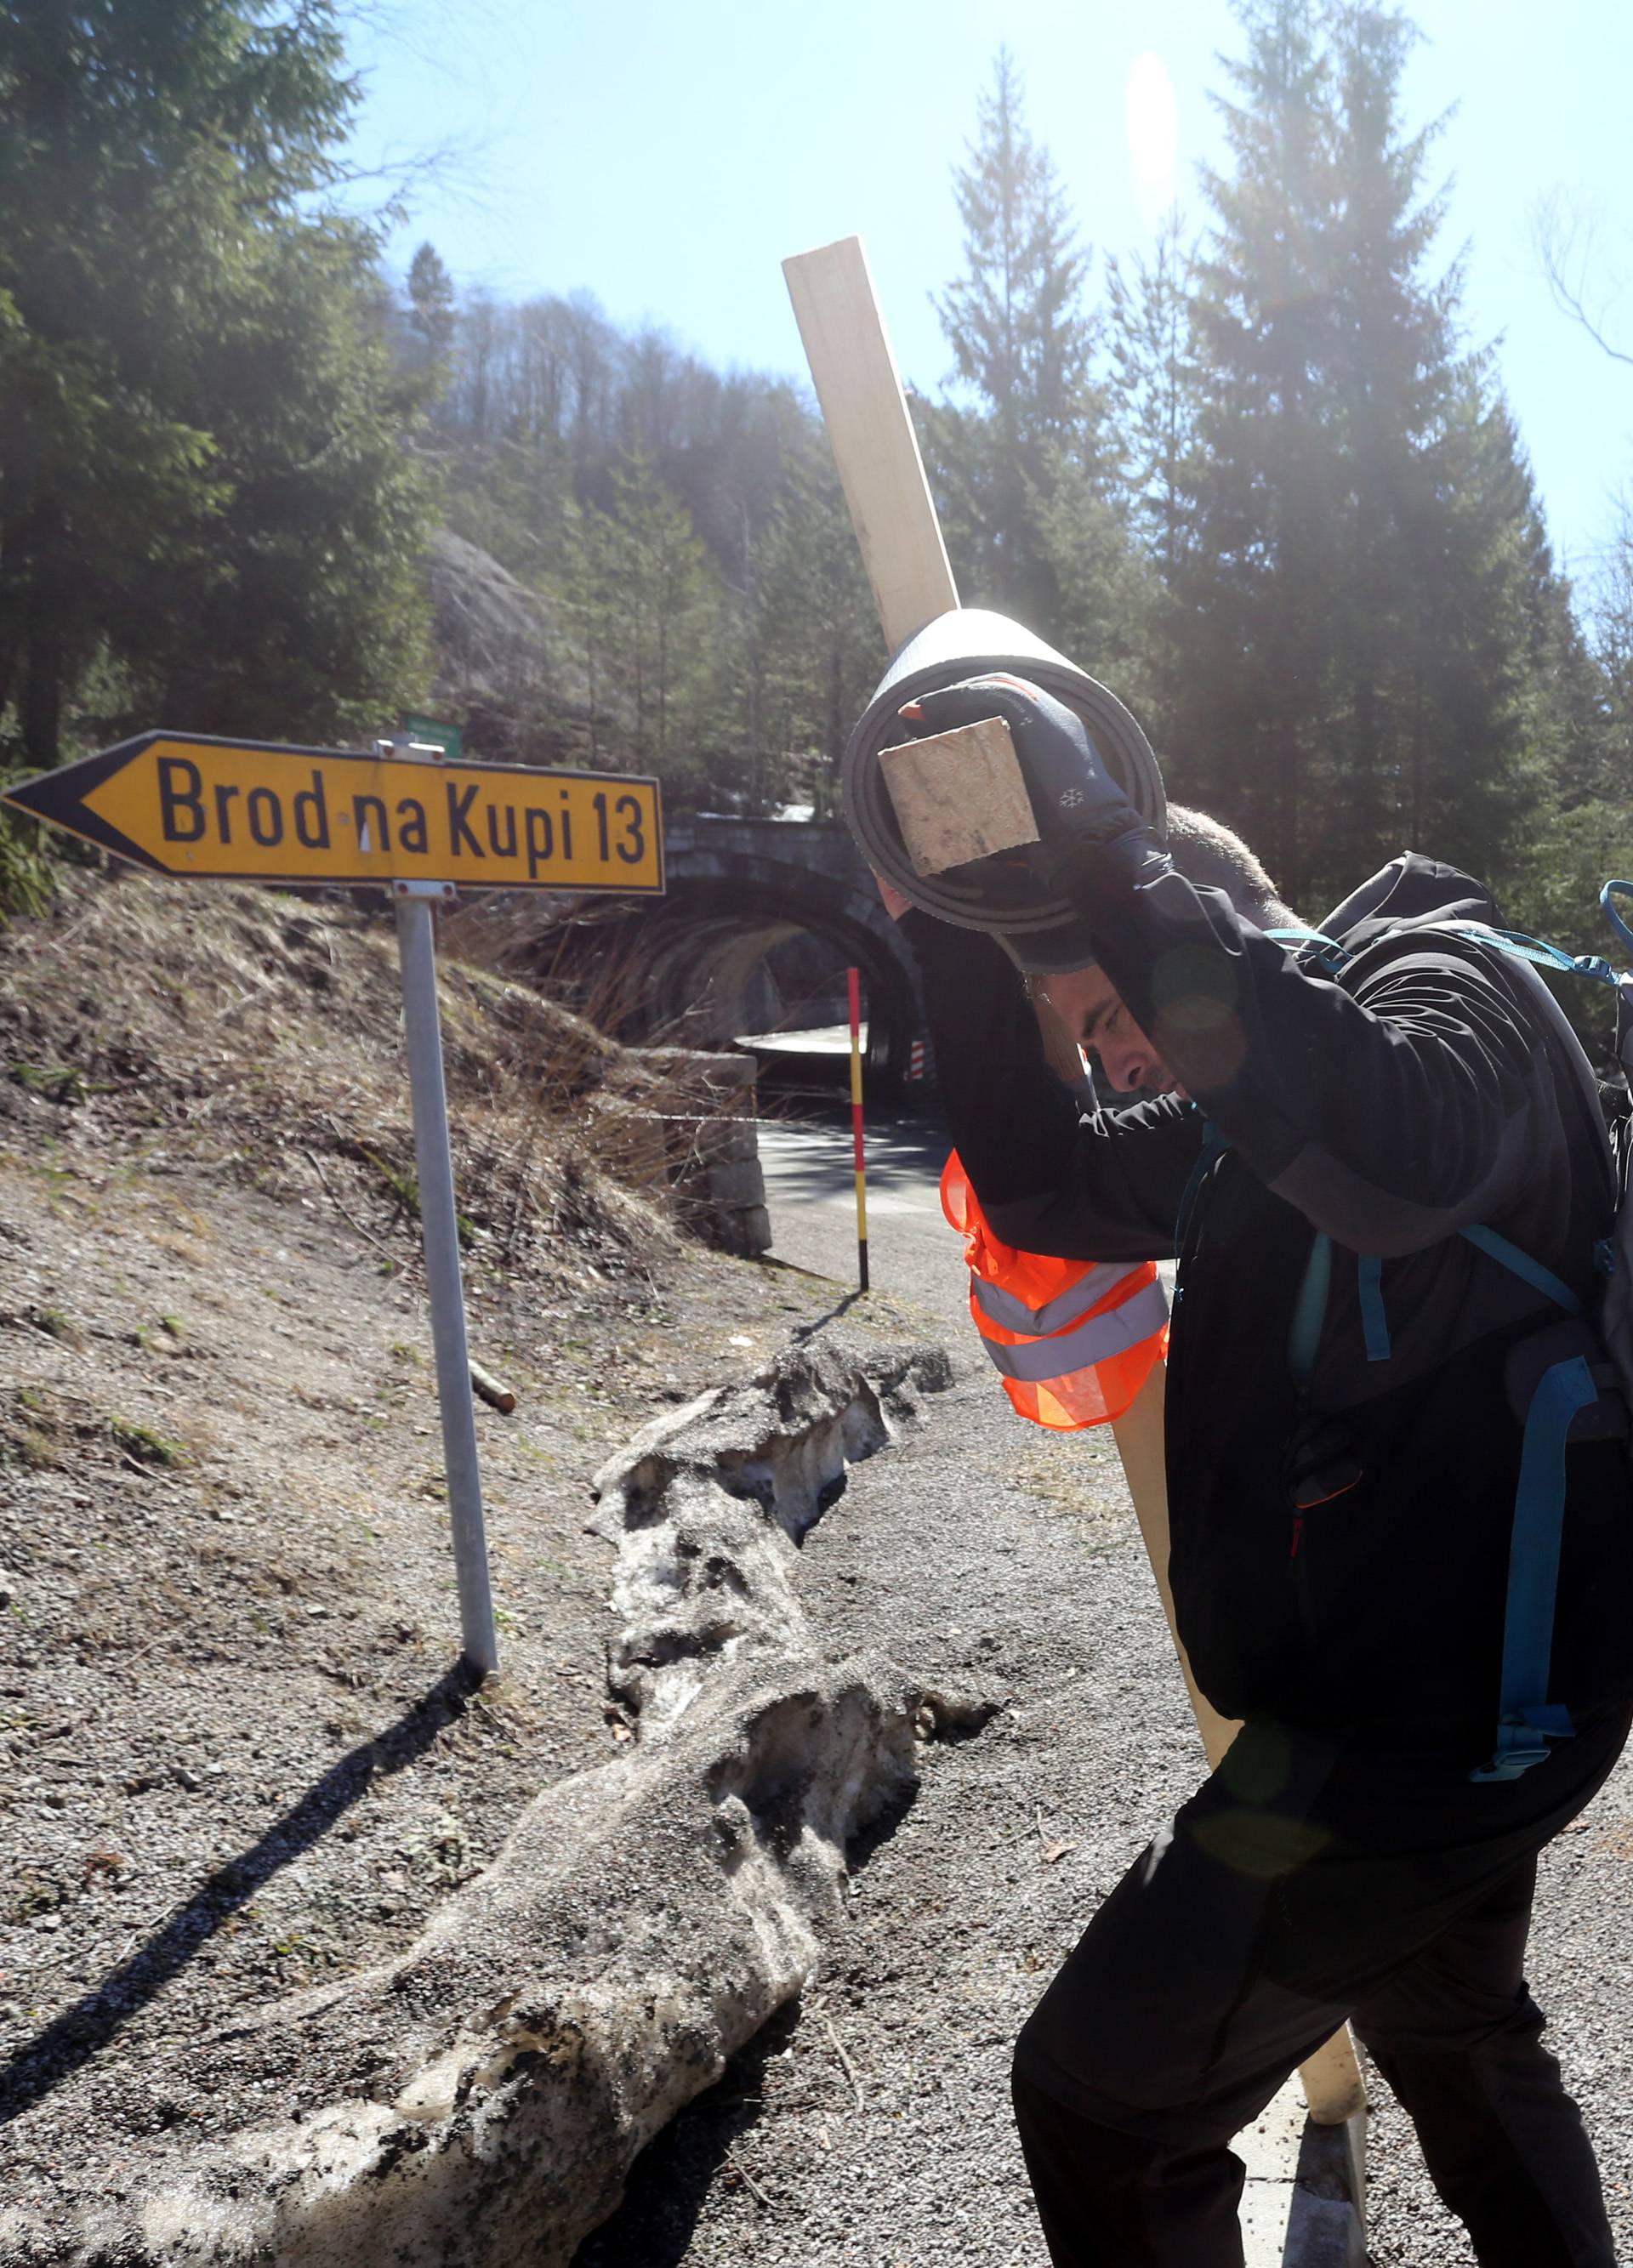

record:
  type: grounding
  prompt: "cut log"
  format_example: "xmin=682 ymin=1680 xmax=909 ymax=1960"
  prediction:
xmin=469 ymin=1359 xmax=517 ymax=1414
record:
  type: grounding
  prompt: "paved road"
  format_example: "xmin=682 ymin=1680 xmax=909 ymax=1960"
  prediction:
xmin=755 ymin=1104 xmax=965 ymax=1325
xmin=740 ymin=1022 xmax=861 ymax=1057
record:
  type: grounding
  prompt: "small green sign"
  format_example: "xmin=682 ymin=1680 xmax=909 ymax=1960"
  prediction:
xmin=401 ymin=713 xmax=463 ymax=761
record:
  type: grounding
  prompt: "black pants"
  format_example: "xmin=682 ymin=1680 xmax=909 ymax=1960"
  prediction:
xmin=1011 ymin=1708 xmax=1630 ymax=2267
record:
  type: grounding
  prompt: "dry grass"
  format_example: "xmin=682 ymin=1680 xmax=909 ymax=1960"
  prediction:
xmin=0 ymin=868 xmax=754 ymax=1290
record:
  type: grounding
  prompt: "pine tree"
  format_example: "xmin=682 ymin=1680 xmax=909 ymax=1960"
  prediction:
xmin=1106 ymin=212 xmax=1199 ymax=581
xmin=152 ymin=224 xmax=436 ymax=746
xmin=752 ymin=450 xmax=885 ymax=805
xmin=935 ymin=49 xmax=1093 ymax=431
xmin=407 ymin=242 xmax=457 ymax=377
xmin=1321 ymin=3 xmax=1466 ymax=873
xmin=565 ymin=454 xmax=721 ymax=787
xmin=1579 ymin=496 xmax=1633 ymax=802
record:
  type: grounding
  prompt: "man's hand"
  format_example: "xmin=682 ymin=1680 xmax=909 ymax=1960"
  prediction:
xmin=898 ymin=674 xmax=1141 ymax=853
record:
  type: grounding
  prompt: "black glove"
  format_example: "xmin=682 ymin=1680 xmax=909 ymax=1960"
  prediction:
xmin=898 ymin=675 xmax=1164 ymax=892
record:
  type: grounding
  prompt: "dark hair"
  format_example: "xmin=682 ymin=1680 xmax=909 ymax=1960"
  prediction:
xmin=1165 ymin=804 xmax=1290 ymax=920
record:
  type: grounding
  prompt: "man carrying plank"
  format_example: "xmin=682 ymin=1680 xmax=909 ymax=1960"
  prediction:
xmin=886 ymin=675 xmax=1633 ymax=2268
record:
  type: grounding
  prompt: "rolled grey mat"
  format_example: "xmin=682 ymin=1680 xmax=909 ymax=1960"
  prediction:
xmin=843 ymin=607 xmax=1166 ymax=938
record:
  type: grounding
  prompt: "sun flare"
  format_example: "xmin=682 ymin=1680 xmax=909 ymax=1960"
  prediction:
xmin=1125 ymin=50 xmax=1178 ymax=187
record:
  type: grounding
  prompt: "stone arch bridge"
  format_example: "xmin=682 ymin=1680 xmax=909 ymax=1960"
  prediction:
xmin=560 ymin=817 xmax=929 ymax=1094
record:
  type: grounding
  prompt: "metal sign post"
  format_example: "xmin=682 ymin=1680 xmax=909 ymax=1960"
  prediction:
xmin=381 ymin=739 xmax=501 ymax=1668
xmin=378 ymin=731 xmax=499 ymax=1679
xmin=391 ymin=868 xmax=499 ymax=1678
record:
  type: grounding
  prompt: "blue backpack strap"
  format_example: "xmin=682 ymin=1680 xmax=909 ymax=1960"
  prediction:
xmin=1601 ymin=879 xmax=1633 ymax=962
xmin=1356 ymin=1255 xmax=1391 ymax=1362
xmin=1460 ymin=1224 xmax=1585 ymax=1318
xmin=1458 ymin=1230 xmax=1595 ymax=1781
xmin=1263 ymin=925 xmax=1346 ymax=952
xmin=1427 ymin=919 xmax=1618 ymax=990
xmin=1288 ymin=1231 xmax=1333 ymax=1391
xmin=1264 ymin=925 xmax=1351 ymax=977
xmin=1470 ymin=1356 xmax=1600 ymax=1782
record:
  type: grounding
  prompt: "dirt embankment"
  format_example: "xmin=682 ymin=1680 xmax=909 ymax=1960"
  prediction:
xmin=0 ymin=868 xmax=944 ymax=2254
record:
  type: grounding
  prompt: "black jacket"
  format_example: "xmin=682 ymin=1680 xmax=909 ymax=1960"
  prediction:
xmin=908 ymin=855 xmax=1633 ymax=1754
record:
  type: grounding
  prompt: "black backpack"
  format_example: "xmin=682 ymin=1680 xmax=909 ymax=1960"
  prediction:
xmin=1265 ymin=883 xmax=1633 ymax=1782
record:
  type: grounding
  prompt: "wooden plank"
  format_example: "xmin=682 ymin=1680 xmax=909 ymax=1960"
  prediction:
xmin=780 ymin=228 xmax=1365 ymax=2143
xmin=879 ymin=716 xmax=1038 ymax=875
xmin=782 ymin=236 xmax=959 ymax=651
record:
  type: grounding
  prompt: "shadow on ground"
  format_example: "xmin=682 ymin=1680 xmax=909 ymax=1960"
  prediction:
xmin=0 ymin=1660 xmax=477 ymax=2123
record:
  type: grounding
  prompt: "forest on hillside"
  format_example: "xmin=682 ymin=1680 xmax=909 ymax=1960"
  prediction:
xmin=3 ymin=0 xmax=1632 ymax=941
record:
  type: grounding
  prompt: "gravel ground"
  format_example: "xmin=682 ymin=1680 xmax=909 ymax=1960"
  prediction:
xmin=0 ymin=1137 xmax=902 ymax=2207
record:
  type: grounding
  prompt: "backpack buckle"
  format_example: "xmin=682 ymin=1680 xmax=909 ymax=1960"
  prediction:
xmin=1471 ymin=1707 xmax=1574 ymax=1783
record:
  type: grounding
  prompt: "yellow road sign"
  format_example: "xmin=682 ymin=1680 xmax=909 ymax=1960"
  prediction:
xmin=2 ymin=733 xmax=664 ymax=894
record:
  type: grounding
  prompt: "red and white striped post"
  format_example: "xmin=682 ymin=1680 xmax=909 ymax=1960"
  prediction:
xmin=846 ymin=966 xmax=869 ymax=1292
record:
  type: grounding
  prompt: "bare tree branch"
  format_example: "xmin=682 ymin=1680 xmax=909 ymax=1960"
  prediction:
xmin=1535 ymin=188 xmax=1633 ymax=368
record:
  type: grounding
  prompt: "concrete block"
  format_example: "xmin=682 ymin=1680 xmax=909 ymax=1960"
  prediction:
xmin=706 ymin=1158 xmax=768 ymax=1209
xmin=732 ymin=1204 xmax=772 ymax=1256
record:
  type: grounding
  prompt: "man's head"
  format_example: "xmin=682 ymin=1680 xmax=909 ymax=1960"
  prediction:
xmin=1031 ymin=805 xmax=1296 ymax=1098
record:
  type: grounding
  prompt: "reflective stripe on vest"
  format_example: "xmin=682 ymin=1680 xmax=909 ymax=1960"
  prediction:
xmin=970 ymin=1259 xmax=1141 ymax=1338
xmin=979 ymin=1276 xmax=1172 ymax=1383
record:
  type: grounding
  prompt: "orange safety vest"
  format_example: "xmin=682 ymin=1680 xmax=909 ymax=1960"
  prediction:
xmin=941 ymin=1151 xmax=1169 ymax=1432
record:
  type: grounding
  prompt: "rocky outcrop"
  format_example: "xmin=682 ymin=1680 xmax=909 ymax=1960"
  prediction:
xmin=426 ymin=530 xmax=559 ymax=703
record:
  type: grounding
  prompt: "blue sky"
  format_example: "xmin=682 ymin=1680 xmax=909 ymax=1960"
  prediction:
xmin=346 ymin=0 xmax=1633 ymax=581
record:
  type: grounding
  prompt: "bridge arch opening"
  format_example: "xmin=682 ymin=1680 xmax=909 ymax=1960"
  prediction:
xmin=509 ymin=821 xmax=929 ymax=1098
xmin=591 ymin=886 xmax=917 ymax=1093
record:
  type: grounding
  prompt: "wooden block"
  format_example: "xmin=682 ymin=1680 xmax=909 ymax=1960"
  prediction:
xmin=878 ymin=716 xmax=1038 ymax=875
xmin=782 ymin=236 xmax=959 ymax=651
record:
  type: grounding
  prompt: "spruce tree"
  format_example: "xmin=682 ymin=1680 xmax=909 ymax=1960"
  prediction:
xmin=927 ymin=48 xmax=1117 ymax=639
xmin=1591 ymin=499 xmax=1633 ymax=798
xmin=153 ymin=225 xmax=435 ymax=747
xmin=566 ymin=454 xmax=721 ymax=788
xmin=1165 ymin=0 xmax=1595 ymax=907
xmin=407 ymin=243 xmax=458 ymax=377
xmin=753 ymin=449 xmax=884 ymax=804
xmin=1168 ymin=0 xmax=1341 ymax=895
xmin=1107 ymin=212 xmax=1199 ymax=582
